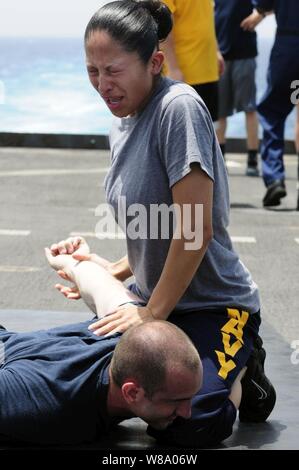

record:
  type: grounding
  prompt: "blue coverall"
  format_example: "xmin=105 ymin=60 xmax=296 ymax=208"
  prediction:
xmin=253 ymin=0 xmax=299 ymax=186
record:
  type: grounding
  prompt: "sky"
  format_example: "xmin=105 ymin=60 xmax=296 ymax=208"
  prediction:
xmin=0 ymin=0 xmax=108 ymax=37
xmin=0 ymin=0 xmax=277 ymax=38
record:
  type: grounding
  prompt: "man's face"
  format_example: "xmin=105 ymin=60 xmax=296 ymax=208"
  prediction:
xmin=85 ymin=30 xmax=162 ymax=118
xmin=135 ymin=366 xmax=202 ymax=430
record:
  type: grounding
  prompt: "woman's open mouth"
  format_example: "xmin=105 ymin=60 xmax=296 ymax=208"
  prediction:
xmin=104 ymin=96 xmax=123 ymax=110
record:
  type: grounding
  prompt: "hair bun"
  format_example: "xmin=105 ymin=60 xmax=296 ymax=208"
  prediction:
xmin=134 ymin=0 xmax=173 ymax=40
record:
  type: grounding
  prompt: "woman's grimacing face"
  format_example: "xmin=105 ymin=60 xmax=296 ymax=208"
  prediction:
xmin=85 ymin=30 xmax=164 ymax=118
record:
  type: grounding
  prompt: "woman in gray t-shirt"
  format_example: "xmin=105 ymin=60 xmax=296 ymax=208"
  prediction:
xmin=52 ymin=0 xmax=275 ymax=448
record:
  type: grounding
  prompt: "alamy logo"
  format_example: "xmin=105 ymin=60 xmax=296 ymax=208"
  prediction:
xmin=94 ymin=196 xmax=204 ymax=250
xmin=290 ymin=80 xmax=299 ymax=105
xmin=290 ymin=340 xmax=299 ymax=365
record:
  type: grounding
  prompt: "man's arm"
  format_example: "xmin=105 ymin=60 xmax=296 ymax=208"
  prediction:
xmin=160 ymin=32 xmax=184 ymax=81
xmin=251 ymin=0 xmax=274 ymax=14
xmin=50 ymin=236 xmax=133 ymax=282
xmin=45 ymin=250 xmax=139 ymax=318
xmin=241 ymin=9 xmax=270 ymax=31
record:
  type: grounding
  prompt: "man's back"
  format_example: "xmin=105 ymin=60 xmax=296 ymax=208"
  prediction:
xmin=0 ymin=322 xmax=120 ymax=444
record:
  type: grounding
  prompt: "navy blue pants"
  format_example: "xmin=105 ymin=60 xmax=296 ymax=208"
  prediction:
xmin=258 ymin=34 xmax=299 ymax=186
xmin=148 ymin=307 xmax=260 ymax=447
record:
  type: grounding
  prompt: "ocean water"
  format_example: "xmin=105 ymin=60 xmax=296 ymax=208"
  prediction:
xmin=0 ymin=36 xmax=296 ymax=138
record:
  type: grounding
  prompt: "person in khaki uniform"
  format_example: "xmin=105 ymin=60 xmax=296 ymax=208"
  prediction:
xmin=161 ymin=0 xmax=223 ymax=121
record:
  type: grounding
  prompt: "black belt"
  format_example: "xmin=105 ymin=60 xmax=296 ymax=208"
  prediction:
xmin=277 ymin=27 xmax=299 ymax=36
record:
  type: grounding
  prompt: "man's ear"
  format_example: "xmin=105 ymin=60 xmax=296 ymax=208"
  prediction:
xmin=151 ymin=50 xmax=164 ymax=75
xmin=122 ymin=381 xmax=145 ymax=404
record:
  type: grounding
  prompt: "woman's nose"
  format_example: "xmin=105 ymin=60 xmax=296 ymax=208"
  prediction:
xmin=98 ymin=74 xmax=113 ymax=94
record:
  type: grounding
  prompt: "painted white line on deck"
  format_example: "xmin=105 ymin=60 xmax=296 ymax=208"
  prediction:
xmin=0 ymin=229 xmax=31 ymax=236
xmin=0 ymin=266 xmax=42 ymax=273
xmin=70 ymin=231 xmax=126 ymax=240
xmin=0 ymin=168 xmax=109 ymax=177
xmin=226 ymin=161 xmax=242 ymax=168
xmin=71 ymin=232 xmax=256 ymax=243
xmin=231 ymin=236 xmax=256 ymax=243
xmin=295 ymin=238 xmax=299 ymax=245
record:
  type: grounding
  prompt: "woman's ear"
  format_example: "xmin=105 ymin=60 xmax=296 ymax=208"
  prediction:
xmin=151 ymin=50 xmax=164 ymax=75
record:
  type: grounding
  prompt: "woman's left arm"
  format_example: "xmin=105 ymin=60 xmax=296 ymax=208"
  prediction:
xmin=146 ymin=164 xmax=213 ymax=319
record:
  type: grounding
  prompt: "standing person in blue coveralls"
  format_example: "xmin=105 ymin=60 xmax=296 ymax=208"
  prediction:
xmin=51 ymin=0 xmax=277 ymax=447
xmin=215 ymin=0 xmax=266 ymax=176
xmin=247 ymin=0 xmax=299 ymax=208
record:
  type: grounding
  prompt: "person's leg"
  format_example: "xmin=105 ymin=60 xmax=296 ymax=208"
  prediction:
xmin=232 ymin=59 xmax=259 ymax=176
xmin=295 ymin=104 xmax=299 ymax=153
xmin=216 ymin=61 xmax=233 ymax=159
xmin=246 ymin=111 xmax=259 ymax=151
xmin=148 ymin=308 xmax=268 ymax=448
xmin=245 ymin=111 xmax=260 ymax=176
xmin=217 ymin=118 xmax=227 ymax=158
xmin=296 ymin=104 xmax=299 ymax=210
xmin=258 ymin=36 xmax=299 ymax=205
xmin=229 ymin=367 xmax=247 ymax=409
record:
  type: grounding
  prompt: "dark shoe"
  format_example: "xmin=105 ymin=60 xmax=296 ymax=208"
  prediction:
xmin=246 ymin=154 xmax=259 ymax=177
xmin=246 ymin=165 xmax=259 ymax=177
xmin=263 ymin=180 xmax=287 ymax=207
xmin=239 ymin=336 xmax=276 ymax=423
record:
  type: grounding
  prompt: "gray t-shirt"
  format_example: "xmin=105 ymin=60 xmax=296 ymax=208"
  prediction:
xmin=105 ymin=77 xmax=260 ymax=314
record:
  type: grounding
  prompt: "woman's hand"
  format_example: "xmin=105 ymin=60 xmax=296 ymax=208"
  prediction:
xmin=50 ymin=236 xmax=90 ymax=257
xmin=48 ymin=236 xmax=113 ymax=299
xmin=88 ymin=305 xmax=154 ymax=336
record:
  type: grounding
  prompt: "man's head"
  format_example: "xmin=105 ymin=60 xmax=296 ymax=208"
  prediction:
xmin=110 ymin=320 xmax=202 ymax=430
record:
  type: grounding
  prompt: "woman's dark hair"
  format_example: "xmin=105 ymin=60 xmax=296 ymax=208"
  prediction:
xmin=84 ymin=0 xmax=173 ymax=63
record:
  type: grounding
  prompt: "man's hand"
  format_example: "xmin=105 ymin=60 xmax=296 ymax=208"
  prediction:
xmin=217 ymin=50 xmax=225 ymax=76
xmin=88 ymin=305 xmax=154 ymax=336
xmin=45 ymin=248 xmax=78 ymax=282
xmin=50 ymin=236 xmax=90 ymax=257
xmin=241 ymin=11 xmax=265 ymax=32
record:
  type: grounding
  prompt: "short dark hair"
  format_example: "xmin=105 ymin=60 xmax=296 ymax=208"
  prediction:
xmin=84 ymin=0 xmax=173 ymax=64
xmin=110 ymin=321 xmax=200 ymax=398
